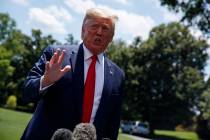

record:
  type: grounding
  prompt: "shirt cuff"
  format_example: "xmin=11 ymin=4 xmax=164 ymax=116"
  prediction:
xmin=39 ymin=76 xmax=53 ymax=94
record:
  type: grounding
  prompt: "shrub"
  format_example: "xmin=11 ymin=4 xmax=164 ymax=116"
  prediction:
xmin=175 ymin=124 xmax=185 ymax=131
xmin=6 ymin=95 xmax=17 ymax=109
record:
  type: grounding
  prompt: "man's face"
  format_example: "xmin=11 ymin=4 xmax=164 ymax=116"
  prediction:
xmin=82 ymin=18 xmax=114 ymax=55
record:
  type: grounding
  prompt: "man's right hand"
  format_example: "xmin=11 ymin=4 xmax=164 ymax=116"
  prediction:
xmin=42 ymin=49 xmax=71 ymax=88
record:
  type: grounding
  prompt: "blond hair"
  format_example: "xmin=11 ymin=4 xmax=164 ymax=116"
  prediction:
xmin=84 ymin=8 xmax=118 ymax=23
xmin=82 ymin=8 xmax=118 ymax=29
xmin=81 ymin=8 xmax=118 ymax=40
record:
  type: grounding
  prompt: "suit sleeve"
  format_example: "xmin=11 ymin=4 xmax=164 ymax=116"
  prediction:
xmin=108 ymin=71 xmax=125 ymax=140
xmin=22 ymin=46 xmax=53 ymax=103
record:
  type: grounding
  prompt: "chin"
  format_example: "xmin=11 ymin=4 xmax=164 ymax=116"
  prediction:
xmin=93 ymin=49 xmax=103 ymax=55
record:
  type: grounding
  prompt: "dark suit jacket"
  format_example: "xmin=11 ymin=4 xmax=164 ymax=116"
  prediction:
xmin=21 ymin=43 xmax=125 ymax=140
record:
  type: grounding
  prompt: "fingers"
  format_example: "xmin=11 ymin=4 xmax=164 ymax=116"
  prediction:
xmin=48 ymin=48 xmax=69 ymax=77
xmin=50 ymin=48 xmax=61 ymax=65
xmin=58 ymin=50 xmax=66 ymax=65
xmin=53 ymin=48 xmax=61 ymax=63
xmin=61 ymin=65 xmax=71 ymax=74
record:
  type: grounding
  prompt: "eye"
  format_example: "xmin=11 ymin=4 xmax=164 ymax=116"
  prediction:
xmin=89 ymin=24 xmax=99 ymax=30
xmin=102 ymin=26 xmax=110 ymax=32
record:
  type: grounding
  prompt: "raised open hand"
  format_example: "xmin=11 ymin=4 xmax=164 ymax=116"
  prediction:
xmin=42 ymin=49 xmax=71 ymax=87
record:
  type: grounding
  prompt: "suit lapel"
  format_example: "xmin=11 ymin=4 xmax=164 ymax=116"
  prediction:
xmin=94 ymin=57 xmax=113 ymax=124
xmin=102 ymin=57 xmax=113 ymax=97
xmin=69 ymin=46 xmax=78 ymax=73
xmin=70 ymin=43 xmax=84 ymax=122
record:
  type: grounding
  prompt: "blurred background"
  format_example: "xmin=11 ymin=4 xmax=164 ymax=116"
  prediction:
xmin=0 ymin=0 xmax=210 ymax=140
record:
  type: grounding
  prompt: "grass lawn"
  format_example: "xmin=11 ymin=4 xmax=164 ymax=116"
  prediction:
xmin=0 ymin=107 xmax=134 ymax=140
xmin=154 ymin=130 xmax=199 ymax=140
xmin=118 ymin=129 xmax=134 ymax=140
xmin=0 ymin=107 xmax=199 ymax=140
xmin=0 ymin=107 xmax=32 ymax=140
xmin=118 ymin=134 xmax=134 ymax=140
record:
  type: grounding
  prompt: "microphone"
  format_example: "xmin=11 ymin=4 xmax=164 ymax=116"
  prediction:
xmin=51 ymin=128 xmax=73 ymax=140
xmin=72 ymin=123 xmax=97 ymax=140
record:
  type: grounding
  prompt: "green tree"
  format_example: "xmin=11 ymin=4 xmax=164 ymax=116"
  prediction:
xmin=111 ymin=22 xmax=209 ymax=133
xmin=196 ymin=85 xmax=210 ymax=140
xmin=107 ymin=39 xmax=143 ymax=120
xmin=0 ymin=12 xmax=58 ymax=106
xmin=0 ymin=46 xmax=15 ymax=104
xmin=0 ymin=13 xmax=17 ymax=104
xmin=159 ymin=0 xmax=210 ymax=37
xmin=9 ymin=29 xmax=58 ymax=105
xmin=65 ymin=33 xmax=79 ymax=45
xmin=0 ymin=13 xmax=16 ymax=43
xmin=199 ymin=88 xmax=210 ymax=120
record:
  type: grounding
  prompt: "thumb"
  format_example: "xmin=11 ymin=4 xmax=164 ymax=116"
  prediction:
xmin=61 ymin=65 xmax=71 ymax=74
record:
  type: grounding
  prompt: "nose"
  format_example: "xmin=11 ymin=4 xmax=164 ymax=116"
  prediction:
xmin=96 ymin=27 xmax=102 ymax=35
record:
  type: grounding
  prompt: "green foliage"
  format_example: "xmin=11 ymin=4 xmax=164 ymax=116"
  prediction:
xmin=0 ymin=59 xmax=14 ymax=86
xmin=0 ymin=47 xmax=14 ymax=82
xmin=65 ymin=33 xmax=79 ymax=45
xmin=0 ymin=12 xmax=58 ymax=106
xmin=199 ymin=88 xmax=210 ymax=120
xmin=6 ymin=95 xmax=17 ymax=109
xmin=0 ymin=46 xmax=15 ymax=104
xmin=0 ymin=13 xmax=16 ymax=43
xmin=107 ymin=40 xmax=140 ymax=119
xmin=134 ymin=22 xmax=208 ymax=131
xmin=108 ymin=22 xmax=209 ymax=133
xmin=195 ymin=54 xmax=210 ymax=140
xmin=159 ymin=0 xmax=210 ymax=37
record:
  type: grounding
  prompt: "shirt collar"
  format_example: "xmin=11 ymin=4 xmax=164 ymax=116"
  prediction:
xmin=83 ymin=44 xmax=104 ymax=64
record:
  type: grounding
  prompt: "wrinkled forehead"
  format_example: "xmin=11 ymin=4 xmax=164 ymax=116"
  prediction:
xmin=84 ymin=17 xmax=114 ymax=27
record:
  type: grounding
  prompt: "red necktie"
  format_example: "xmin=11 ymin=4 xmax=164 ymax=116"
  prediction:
xmin=82 ymin=55 xmax=97 ymax=123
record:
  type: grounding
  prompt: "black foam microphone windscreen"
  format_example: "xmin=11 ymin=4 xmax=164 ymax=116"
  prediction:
xmin=51 ymin=128 xmax=73 ymax=140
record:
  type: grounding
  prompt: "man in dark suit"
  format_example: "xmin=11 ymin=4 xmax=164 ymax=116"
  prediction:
xmin=21 ymin=8 xmax=124 ymax=140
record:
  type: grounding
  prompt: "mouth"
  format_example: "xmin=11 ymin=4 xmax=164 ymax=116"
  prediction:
xmin=94 ymin=37 xmax=102 ymax=45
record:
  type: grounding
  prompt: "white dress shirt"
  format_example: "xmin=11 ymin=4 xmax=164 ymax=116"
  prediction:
xmin=40 ymin=44 xmax=105 ymax=123
xmin=83 ymin=45 xmax=104 ymax=123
